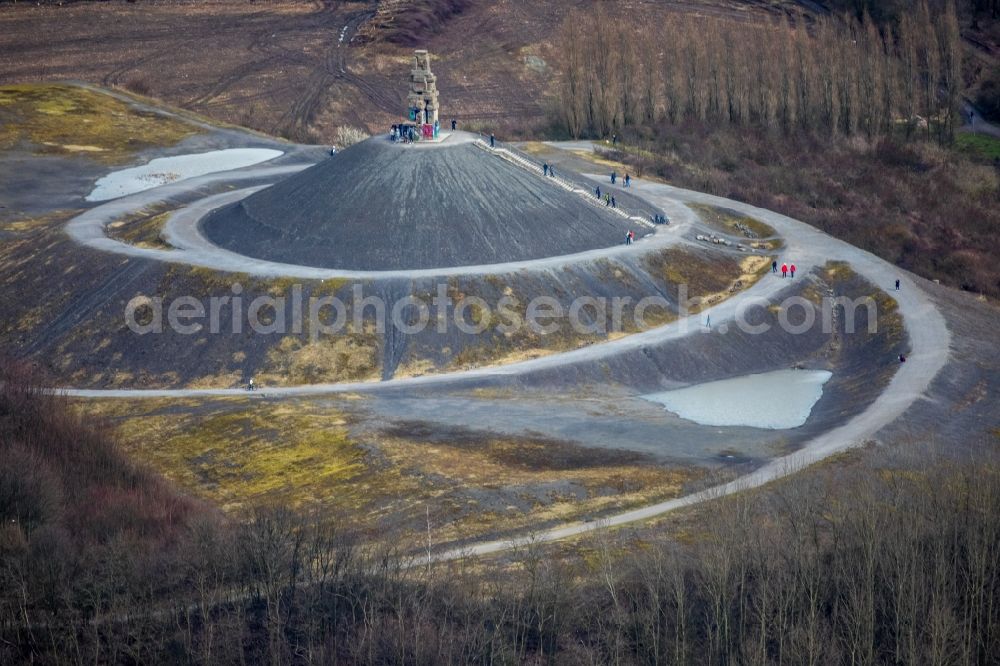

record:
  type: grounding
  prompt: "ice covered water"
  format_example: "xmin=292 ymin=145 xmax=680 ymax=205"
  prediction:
xmin=86 ymin=148 xmax=283 ymax=201
xmin=643 ymin=369 xmax=833 ymax=429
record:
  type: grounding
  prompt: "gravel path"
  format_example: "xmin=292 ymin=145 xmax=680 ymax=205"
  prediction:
xmin=56 ymin=142 xmax=952 ymax=555
xmin=962 ymin=99 xmax=1000 ymax=138
xmin=417 ymin=174 xmax=952 ymax=561
xmin=67 ymin=151 xmax=691 ymax=279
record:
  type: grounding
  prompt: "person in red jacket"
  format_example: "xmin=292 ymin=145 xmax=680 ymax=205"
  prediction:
xmin=781 ymin=263 xmax=788 ymax=278
xmin=790 ymin=263 xmax=796 ymax=278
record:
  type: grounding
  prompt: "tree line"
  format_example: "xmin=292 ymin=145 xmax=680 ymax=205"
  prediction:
xmin=2 ymin=359 xmax=999 ymax=663
xmin=555 ymin=1 xmax=963 ymax=143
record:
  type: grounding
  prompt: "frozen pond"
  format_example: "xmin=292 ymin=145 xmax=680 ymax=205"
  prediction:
xmin=643 ymin=369 xmax=833 ymax=429
xmin=86 ymin=148 xmax=283 ymax=201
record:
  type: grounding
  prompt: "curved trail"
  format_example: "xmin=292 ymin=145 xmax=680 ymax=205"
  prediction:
xmin=420 ymin=179 xmax=951 ymax=560
xmin=57 ymin=145 xmax=951 ymax=555
xmin=66 ymin=137 xmax=692 ymax=280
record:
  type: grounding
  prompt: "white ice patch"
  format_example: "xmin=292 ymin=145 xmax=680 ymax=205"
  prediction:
xmin=86 ymin=148 xmax=283 ymax=202
xmin=643 ymin=369 xmax=833 ymax=429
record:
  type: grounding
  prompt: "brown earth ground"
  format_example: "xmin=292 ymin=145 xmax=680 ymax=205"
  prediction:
xmin=0 ymin=0 xmax=815 ymax=142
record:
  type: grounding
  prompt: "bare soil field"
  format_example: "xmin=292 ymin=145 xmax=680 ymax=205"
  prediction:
xmin=0 ymin=0 xmax=811 ymax=142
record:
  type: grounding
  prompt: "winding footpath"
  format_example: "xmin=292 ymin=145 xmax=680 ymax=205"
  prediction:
xmin=57 ymin=143 xmax=951 ymax=556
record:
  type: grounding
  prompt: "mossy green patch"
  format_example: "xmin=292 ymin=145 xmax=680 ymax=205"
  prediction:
xmin=110 ymin=402 xmax=368 ymax=513
xmin=954 ymin=133 xmax=1000 ymax=161
xmin=0 ymin=84 xmax=199 ymax=164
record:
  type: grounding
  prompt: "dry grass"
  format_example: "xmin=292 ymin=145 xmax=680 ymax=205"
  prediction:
xmin=260 ymin=330 xmax=381 ymax=386
xmin=0 ymin=209 xmax=79 ymax=233
xmin=373 ymin=427 xmax=701 ymax=544
xmin=687 ymin=202 xmax=778 ymax=239
xmin=97 ymin=399 xmax=373 ymax=514
xmin=106 ymin=204 xmax=176 ymax=249
xmin=644 ymin=246 xmax=770 ymax=308
xmin=80 ymin=396 xmax=703 ymax=547
xmin=0 ymin=84 xmax=198 ymax=164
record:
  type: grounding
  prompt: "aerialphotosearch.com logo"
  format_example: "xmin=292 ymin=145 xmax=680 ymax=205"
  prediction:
xmin=123 ymin=282 xmax=880 ymax=339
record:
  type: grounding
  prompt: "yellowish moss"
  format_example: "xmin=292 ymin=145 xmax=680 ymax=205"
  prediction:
xmin=106 ymin=205 xmax=175 ymax=249
xmin=260 ymin=332 xmax=380 ymax=385
xmin=0 ymin=209 xmax=80 ymax=234
xmin=644 ymin=247 xmax=769 ymax=308
xmin=393 ymin=357 xmax=437 ymax=379
xmin=824 ymin=260 xmax=854 ymax=281
xmin=77 ymin=396 xmax=706 ymax=547
xmin=0 ymin=84 xmax=199 ymax=164
xmin=109 ymin=403 xmax=370 ymax=512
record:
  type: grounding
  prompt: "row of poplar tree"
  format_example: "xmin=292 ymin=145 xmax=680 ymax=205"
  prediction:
xmin=556 ymin=0 xmax=963 ymax=142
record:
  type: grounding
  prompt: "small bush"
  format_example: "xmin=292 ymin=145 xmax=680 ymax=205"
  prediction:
xmin=124 ymin=77 xmax=152 ymax=97
xmin=335 ymin=125 xmax=369 ymax=148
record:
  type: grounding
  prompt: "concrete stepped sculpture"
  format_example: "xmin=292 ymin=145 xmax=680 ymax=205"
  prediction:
xmin=407 ymin=49 xmax=439 ymax=127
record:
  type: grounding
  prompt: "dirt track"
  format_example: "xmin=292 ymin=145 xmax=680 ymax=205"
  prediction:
xmin=0 ymin=0 xmax=818 ymax=139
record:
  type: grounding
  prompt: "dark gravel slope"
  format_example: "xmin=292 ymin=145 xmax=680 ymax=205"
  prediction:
xmin=201 ymin=133 xmax=633 ymax=270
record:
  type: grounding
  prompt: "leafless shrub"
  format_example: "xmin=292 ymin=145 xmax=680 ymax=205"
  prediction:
xmin=335 ymin=124 xmax=369 ymax=148
xmin=123 ymin=77 xmax=152 ymax=97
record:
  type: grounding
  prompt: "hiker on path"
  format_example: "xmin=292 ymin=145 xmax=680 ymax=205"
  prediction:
xmin=248 ymin=377 xmax=255 ymax=391
xmin=611 ymin=196 xmax=617 ymax=208
xmin=781 ymin=263 xmax=788 ymax=278
xmin=772 ymin=260 xmax=778 ymax=273
xmin=490 ymin=133 xmax=495 ymax=148
xmin=549 ymin=166 xmax=555 ymax=178
xmin=625 ymin=230 xmax=634 ymax=245
xmin=605 ymin=194 xmax=611 ymax=206
xmin=451 ymin=118 xmax=457 ymax=130
xmin=596 ymin=186 xmax=601 ymax=199
xmin=612 ymin=133 xmax=618 ymax=146
xmin=895 ymin=279 xmax=900 ymax=291
xmin=543 ymin=163 xmax=549 ymax=177
xmin=611 ymin=171 xmax=617 ymax=184
xmin=899 ymin=354 xmax=907 ymax=363
xmin=790 ymin=264 xmax=796 ymax=278
xmin=624 ymin=173 xmax=631 ymax=188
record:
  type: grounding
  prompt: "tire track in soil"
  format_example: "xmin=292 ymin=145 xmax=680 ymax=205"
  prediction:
xmin=269 ymin=2 xmax=354 ymax=140
xmin=185 ymin=8 xmax=323 ymax=113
